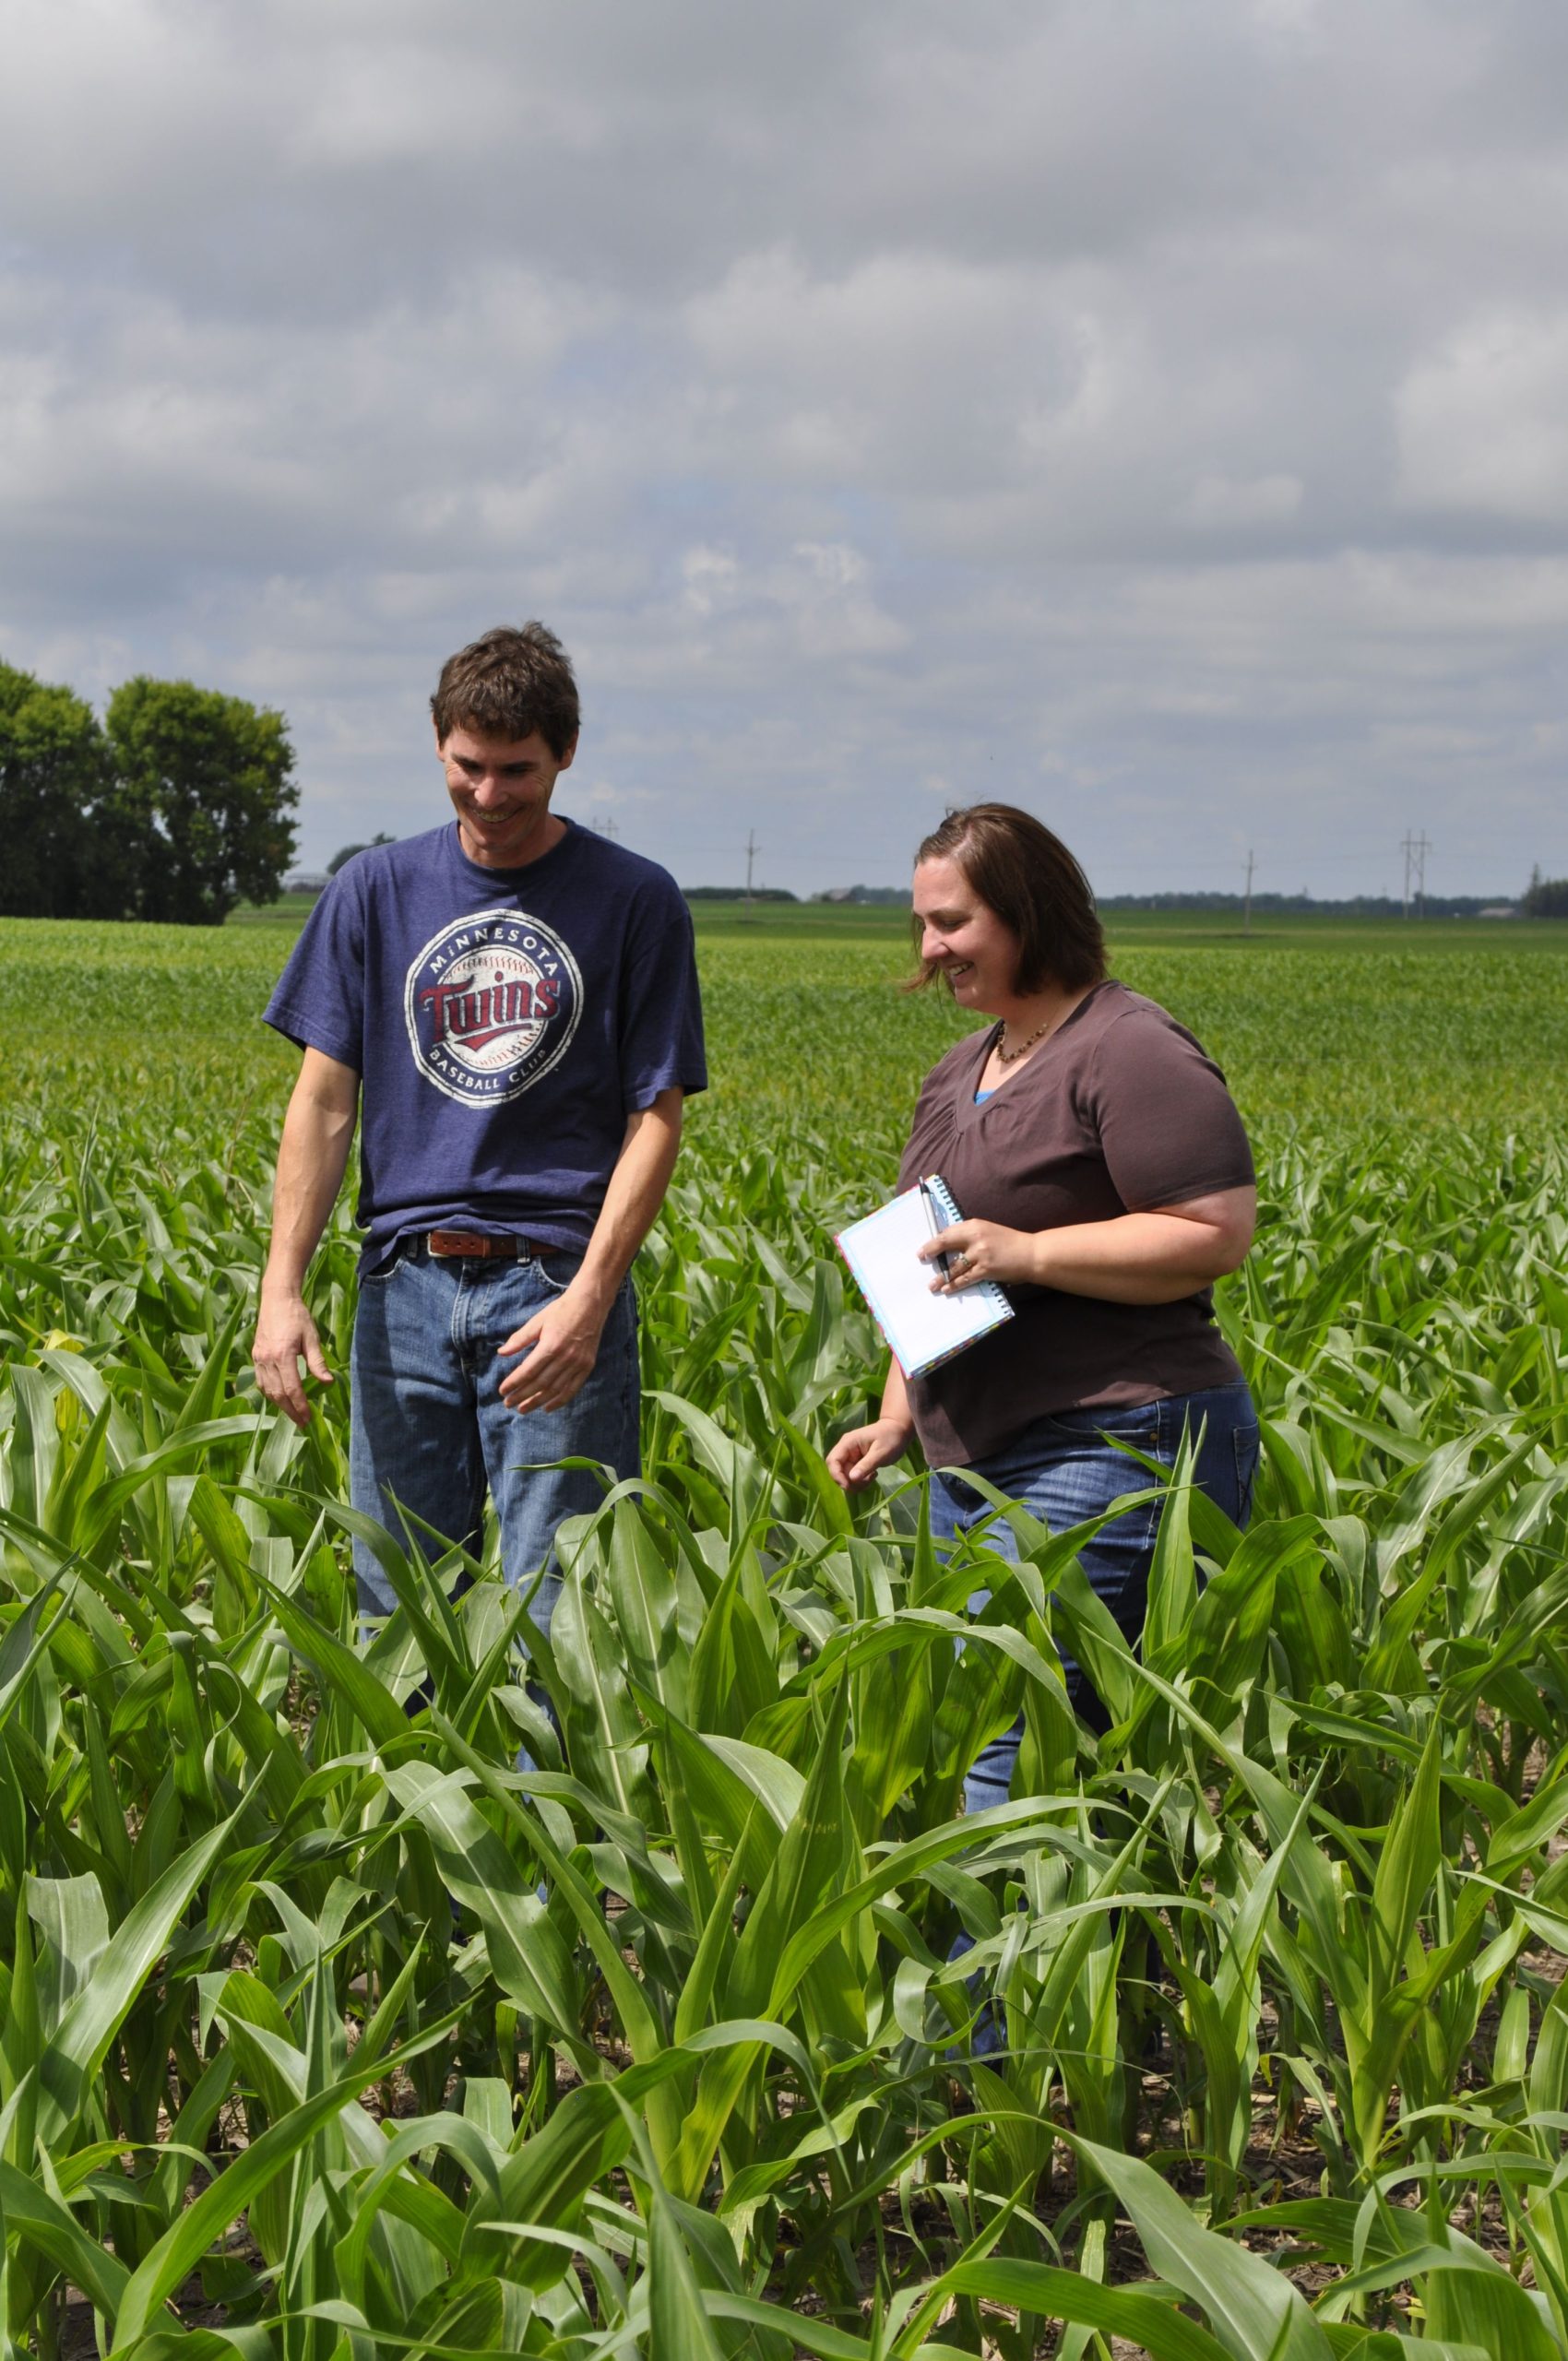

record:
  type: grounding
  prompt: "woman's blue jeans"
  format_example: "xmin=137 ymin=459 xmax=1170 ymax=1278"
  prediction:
xmin=930 ymin=1380 xmax=1259 ymax=1810
xmin=349 ymin=1237 xmax=641 ymax=1636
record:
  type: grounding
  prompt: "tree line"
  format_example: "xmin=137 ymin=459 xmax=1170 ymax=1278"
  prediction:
xmin=1 ymin=657 xmax=297 ymax=926
xmin=1100 ymin=890 xmax=1516 ymax=917
xmin=1524 ymin=867 xmax=1568 ymax=919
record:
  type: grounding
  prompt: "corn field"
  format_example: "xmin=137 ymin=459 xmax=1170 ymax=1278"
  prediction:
xmin=3 ymin=912 xmax=1568 ymax=2358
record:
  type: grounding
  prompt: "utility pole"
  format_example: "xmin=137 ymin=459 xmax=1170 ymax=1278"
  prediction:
xmin=1400 ymin=830 xmax=1431 ymax=919
xmin=744 ymin=830 xmax=758 ymax=923
xmin=591 ymin=816 xmax=619 ymax=843
xmin=1242 ymin=848 xmax=1255 ymax=937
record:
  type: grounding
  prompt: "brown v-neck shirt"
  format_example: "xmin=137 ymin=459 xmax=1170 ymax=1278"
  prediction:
xmin=896 ymin=979 xmax=1253 ymax=1465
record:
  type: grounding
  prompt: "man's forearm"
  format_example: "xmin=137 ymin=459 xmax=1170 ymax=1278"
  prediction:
xmin=494 ymin=1088 xmax=685 ymax=1418
xmin=262 ymin=1053 xmax=361 ymax=1299
xmin=571 ymin=1087 xmax=684 ymax=1309
xmin=254 ymin=1050 xmax=360 ymax=1427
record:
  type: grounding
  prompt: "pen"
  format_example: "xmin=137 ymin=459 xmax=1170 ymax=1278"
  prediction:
xmin=918 ymin=1177 xmax=953 ymax=1282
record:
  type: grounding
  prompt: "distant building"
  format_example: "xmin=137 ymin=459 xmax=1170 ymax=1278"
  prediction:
xmin=1478 ymin=905 xmax=1518 ymax=920
xmin=283 ymin=872 xmax=330 ymax=896
xmin=814 ymin=884 xmax=909 ymax=906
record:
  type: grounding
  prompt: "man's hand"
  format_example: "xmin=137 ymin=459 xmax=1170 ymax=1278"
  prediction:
xmin=253 ymin=1290 xmax=335 ymax=1428
xmin=498 ymin=1281 xmax=611 ymax=1416
xmin=495 ymin=1088 xmax=684 ymax=1418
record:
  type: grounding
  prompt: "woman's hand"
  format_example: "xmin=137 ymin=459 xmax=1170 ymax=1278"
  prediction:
xmin=919 ymin=1218 xmax=1036 ymax=1293
xmin=826 ymin=1416 xmax=915 ymax=1490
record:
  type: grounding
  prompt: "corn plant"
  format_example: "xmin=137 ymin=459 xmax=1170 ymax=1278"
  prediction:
xmin=3 ymin=916 xmax=1568 ymax=2355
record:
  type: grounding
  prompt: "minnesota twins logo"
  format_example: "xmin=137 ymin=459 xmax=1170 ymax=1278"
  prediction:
xmin=404 ymin=909 xmax=582 ymax=1106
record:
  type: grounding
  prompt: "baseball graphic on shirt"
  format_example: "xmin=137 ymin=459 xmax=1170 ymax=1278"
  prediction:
xmin=404 ymin=909 xmax=583 ymax=1105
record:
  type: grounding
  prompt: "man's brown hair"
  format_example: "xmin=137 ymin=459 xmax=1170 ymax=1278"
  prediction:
xmin=431 ymin=623 xmax=580 ymax=759
xmin=911 ymin=801 xmax=1107 ymax=995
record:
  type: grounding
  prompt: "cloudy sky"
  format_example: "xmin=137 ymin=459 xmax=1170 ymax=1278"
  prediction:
xmin=3 ymin=0 xmax=1565 ymax=898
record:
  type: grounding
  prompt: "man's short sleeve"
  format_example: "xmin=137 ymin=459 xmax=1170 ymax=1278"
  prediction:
xmin=615 ymin=876 xmax=707 ymax=1108
xmin=1088 ymin=1005 xmax=1254 ymax=1211
xmin=262 ymin=873 xmax=366 ymax=1071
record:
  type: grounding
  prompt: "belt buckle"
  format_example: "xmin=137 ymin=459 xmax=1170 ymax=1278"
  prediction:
xmin=429 ymin=1228 xmax=491 ymax=1259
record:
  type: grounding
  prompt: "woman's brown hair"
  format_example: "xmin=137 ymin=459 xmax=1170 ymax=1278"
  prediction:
xmin=910 ymin=802 xmax=1107 ymax=995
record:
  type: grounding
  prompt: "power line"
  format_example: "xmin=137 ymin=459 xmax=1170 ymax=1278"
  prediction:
xmin=1400 ymin=829 xmax=1431 ymax=919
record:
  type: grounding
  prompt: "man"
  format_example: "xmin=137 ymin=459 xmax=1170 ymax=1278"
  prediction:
xmin=253 ymin=623 xmax=706 ymax=1639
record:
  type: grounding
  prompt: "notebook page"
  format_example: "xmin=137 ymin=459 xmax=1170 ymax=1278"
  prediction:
xmin=837 ymin=1186 xmax=1010 ymax=1376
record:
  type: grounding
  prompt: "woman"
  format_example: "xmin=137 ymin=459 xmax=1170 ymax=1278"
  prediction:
xmin=826 ymin=803 xmax=1258 ymax=1805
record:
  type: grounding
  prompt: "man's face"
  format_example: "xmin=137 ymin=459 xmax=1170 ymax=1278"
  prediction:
xmin=436 ymin=723 xmax=576 ymax=869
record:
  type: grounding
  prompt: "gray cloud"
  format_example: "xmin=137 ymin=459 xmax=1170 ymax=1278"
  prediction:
xmin=1 ymin=0 xmax=1564 ymax=897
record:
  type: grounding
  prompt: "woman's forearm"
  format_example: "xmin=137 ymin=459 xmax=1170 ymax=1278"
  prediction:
xmin=925 ymin=1185 xmax=1255 ymax=1309
xmin=1028 ymin=1204 xmax=1253 ymax=1303
xmin=879 ymin=1356 xmax=914 ymax=1433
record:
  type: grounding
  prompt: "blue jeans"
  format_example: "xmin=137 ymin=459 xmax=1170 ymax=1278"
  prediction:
xmin=931 ymin=1380 xmax=1259 ymax=1810
xmin=349 ymin=1238 xmax=641 ymax=1638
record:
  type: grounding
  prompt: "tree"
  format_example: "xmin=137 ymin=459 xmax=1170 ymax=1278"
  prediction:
xmin=0 ymin=661 xmax=113 ymax=919
xmin=105 ymin=677 xmax=299 ymax=925
xmin=1522 ymin=867 xmax=1568 ymax=919
xmin=327 ymin=833 xmax=396 ymax=875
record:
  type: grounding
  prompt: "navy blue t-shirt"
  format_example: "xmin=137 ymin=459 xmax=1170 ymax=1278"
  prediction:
xmin=264 ymin=819 xmax=707 ymax=1265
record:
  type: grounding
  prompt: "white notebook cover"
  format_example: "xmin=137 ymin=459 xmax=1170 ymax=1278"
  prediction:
xmin=836 ymin=1174 xmax=1014 ymax=1378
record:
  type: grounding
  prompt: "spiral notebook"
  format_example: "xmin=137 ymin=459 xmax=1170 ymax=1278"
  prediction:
xmin=836 ymin=1173 xmax=1015 ymax=1378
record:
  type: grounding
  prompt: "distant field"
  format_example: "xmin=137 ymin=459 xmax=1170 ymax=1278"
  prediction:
xmin=227 ymin=890 xmax=327 ymax=930
xmin=683 ymin=897 xmax=1566 ymax=956
xmin=239 ymin=889 xmax=1566 ymax=955
xmin=7 ymin=900 xmax=1568 ymax=1139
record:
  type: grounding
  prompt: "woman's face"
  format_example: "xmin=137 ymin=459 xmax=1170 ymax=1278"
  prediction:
xmin=912 ymin=855 xmax=1022 ymax=1013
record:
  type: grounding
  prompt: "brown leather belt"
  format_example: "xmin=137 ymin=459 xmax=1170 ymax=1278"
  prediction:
xmin=425 ymin=1228 xmax=532 ymax=1260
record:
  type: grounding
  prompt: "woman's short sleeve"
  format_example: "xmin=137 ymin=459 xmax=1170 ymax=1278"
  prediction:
xmin=1087 ymin=1005 xmax=1254 ymax=1211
